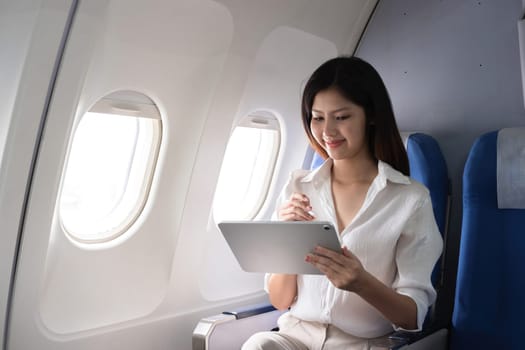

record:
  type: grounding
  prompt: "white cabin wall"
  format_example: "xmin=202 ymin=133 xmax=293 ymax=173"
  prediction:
xmin=5 ymin=0 xmax=378 ymax=349
xmin=0 ymin=0 xmax=75 ymax=347
xmin=38 ymin=0 xmax=236 ymax=334
xmin=0 ymin=1 xmax=41 ymax=342
xmin=0 ymin=1 xmax=39 ymax=165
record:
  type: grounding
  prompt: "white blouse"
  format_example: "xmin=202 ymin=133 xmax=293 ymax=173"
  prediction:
xmin=265 ymin=159 xmax=443 ymax=338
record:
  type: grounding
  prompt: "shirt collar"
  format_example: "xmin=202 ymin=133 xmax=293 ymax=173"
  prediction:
xmin=300 ymin=157 xmax=333 ymax=183
xmin=377 ymin=160 xmax=411 ymax=186
xmin=300 ymin=158 xmax=411 ymax=186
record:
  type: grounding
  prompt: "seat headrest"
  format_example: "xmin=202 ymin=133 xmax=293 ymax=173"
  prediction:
xmin=400 ymin=131 xmax=415 ymax=149
xmin=497 ymin=127 xmax=525 ymax=209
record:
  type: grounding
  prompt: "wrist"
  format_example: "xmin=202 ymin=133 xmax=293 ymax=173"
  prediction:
xmin=352 ymin=270 xmax=376 ymax=295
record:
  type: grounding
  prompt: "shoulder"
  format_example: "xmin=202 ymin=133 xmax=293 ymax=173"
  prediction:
xmin=390 ymin=179 xmax=431 ymax=214
xmin=289 ymin=168 xmax=311 ymax=181
xmin=404 ymin=178 xmax=431 ymax=199
xmin=380 ymin=161 xmax=430 ymax=203
xmin=277 ymin=168 xmax=314 ymax=199
xmin=382 ymin=172 xmax=431 ymax=213
xmin=286 ymin=158 xmax=332 ymax=185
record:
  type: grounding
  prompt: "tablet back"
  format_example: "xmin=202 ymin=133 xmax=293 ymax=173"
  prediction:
xmin=218 ymin=221 xmax=341 ymax=275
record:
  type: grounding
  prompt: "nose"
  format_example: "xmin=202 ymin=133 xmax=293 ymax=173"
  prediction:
xmin=323 ymin=118 xmax=337 ymax=137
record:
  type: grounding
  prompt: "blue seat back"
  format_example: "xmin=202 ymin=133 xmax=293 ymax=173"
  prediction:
xmin=403 ymin=133 xmax=450 ymax=237
xmin=403 ymin=133 xmax=450 ymax=287
xmin=309 ymin=150 xmax=325 ymax=170
xmin=451 ymin=128 xmax=525 ymax=349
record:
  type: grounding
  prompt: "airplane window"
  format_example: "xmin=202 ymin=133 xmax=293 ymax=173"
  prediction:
xmin=59 ymin=91 xmax=162 ymax=243
xmin=213 ymin=112 xmax=280 ymax=221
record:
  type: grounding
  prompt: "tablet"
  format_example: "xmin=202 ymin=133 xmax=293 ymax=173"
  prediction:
xmin=218 ymin=221 xmax=342 ymax=275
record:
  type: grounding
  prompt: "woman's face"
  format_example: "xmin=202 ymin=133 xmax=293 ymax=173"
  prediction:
xmin=310 ymin=88 xmax=371 ymax=162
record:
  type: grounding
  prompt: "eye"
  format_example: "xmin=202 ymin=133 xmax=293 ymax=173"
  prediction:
xmin=311 ymin=115 xmax=324 ymax=122
xmin=335 ymin=115 xmax=350 ymax=121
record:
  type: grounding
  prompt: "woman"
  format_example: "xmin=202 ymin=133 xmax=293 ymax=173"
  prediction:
xmin=242 ymin=56 xmax=443 ymax=350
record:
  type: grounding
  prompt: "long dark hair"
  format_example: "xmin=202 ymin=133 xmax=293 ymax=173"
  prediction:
xmin=301 ymin=56 xmax=409 ymax=176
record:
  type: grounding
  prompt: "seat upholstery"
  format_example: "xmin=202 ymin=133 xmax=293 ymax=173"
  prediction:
xmin=403 ymin=133 xmax=449 ymax=237
xmin=403 ymin=132 xmax=450 ymax=287
xmin=450 ymin=128 xmax=525 ymax=349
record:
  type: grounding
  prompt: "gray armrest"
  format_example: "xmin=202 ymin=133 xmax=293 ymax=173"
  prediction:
xmin=368 ymin=328 xmax=448 ymax=350
xmin=193 ymin=304 xmax=448 ymax=350
xmin=192 ymin=303 xmax=284 ymax=350
xmin=223 ymin=303 xmax=278 ymax=320
xmin=400 ymin=328 xmax=448 ymax=350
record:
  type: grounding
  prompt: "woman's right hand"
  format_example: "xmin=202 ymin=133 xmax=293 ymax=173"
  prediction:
xmin=277 ymin=192 xmax=315 ymax=221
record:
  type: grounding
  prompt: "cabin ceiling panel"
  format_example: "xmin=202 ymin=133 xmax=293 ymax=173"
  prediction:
xmin=217 ymin=0 xmax=378 ymax=55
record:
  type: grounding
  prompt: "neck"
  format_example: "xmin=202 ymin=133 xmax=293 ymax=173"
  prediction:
xmin=331 ymin=156 xmax=378 ymax=185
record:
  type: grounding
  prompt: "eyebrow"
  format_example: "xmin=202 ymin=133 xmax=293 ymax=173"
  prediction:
xmin=311 ymin=107 xmax=351 ymax=114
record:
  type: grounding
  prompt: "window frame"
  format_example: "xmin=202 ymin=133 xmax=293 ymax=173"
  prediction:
xmin=58 ymin=90 xmax=163 ymax=244
xmin=212 ymin=111 xmax=281 ymax=222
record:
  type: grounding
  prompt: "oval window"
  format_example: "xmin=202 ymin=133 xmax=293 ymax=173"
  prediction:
xmin=213 ymin=112 xmax=280 ymax=222
xmin=59 ymin=91 xmax=162 ymax=243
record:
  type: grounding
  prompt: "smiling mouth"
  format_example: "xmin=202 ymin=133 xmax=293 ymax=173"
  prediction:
xmin=324 ymin=139 xmax=345 ymax=148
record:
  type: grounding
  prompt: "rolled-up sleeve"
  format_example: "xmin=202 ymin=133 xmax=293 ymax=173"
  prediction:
xmin=392 ymin=195 xmax=443 ymax=331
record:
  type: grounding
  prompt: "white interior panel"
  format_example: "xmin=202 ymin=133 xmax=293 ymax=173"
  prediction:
xmin=0 ymin=1 xmax=43 ymax=341
xmin=5 ymin=0 xmax=378 ymax=348
xmin=35 ymin=0 xmax=234 ymax=334
xmin=0 ymin=1 xmax=40 ymax=164
xmin=0 ymin=0 xmax=75 ymax=346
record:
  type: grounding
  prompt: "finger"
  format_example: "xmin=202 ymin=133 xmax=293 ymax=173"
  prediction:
xmin=314 ymin=245 xmax=345 ymax=261
xmin=306 ymin=254 xmax=347 ymax=279
xmin=291 ymin=204 xmax=314 ymax=220
xmin=305 ymin=253 xmax=331 ymax=271
xmin=342 ymin=246 xmax=357 ymax=259
xmin=290 ymin=192 xmax=311 ymax=205
xmin=279 ymin=205 xmax=314 ymax=221
xmin=282 ymin=200 xmax=314 ymax=220
xmin=279 ymin=194 xmax=313 ymax=213
xmin=288 ymin=198 xmax=313 ymax=214
xmin=306 ymin=254 xmax=357 ymax=289
xmin=312 ymin=247 xmax=355 ymax=273
xmin=307 ymin=252 xmax=343 ymax=270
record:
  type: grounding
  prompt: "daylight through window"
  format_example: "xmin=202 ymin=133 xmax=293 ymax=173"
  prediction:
xmin=213 ymin=113 xmax=280 ymax=222
xmin=59 ymin=91 xmax=162 ymax=243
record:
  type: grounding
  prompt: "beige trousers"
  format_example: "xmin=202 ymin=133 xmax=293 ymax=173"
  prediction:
xmin=241 ymin=313 xmax=370 ymax=350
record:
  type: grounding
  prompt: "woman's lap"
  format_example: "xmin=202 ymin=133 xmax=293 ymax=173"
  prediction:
xmin=241 ymin=313 xmax=369 ymax=350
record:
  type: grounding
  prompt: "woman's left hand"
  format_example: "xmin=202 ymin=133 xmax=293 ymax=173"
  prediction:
xmin=305 ymin=246 xmax=369 ymax=293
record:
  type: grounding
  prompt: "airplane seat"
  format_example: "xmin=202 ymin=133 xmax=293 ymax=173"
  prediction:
xmin=449 ymin=127 xmax=525 ymax=350
xmin=192 ymin=132 xmax=451 ymax=350
xmin=401 ymin=132 xmax=450 ymax=287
